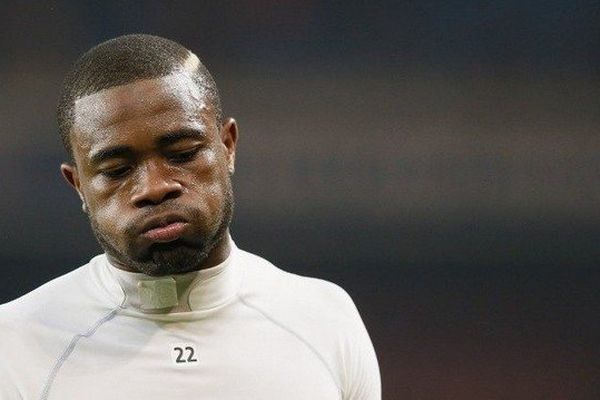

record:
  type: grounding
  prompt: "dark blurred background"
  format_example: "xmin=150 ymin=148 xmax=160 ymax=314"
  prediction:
xmin=1 ymin=1 xmax=599 ymax=398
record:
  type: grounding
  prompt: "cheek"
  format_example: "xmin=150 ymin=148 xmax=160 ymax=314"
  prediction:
xmin=187 ymin=152 xmax=232 ymax=210
xmin=95 ymin=199 xmax=127 ymax=236
xmin=85 ymin=184 xmax=130 ymax=237
xmin=189 ymin=149 xmax=229 ymax=189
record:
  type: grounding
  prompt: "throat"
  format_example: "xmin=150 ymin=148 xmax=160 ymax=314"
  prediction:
xmin=115 ymin=269 xmax=202 ymax=313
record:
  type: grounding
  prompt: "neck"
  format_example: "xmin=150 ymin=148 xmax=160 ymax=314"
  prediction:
xmin=200 ymin=229 xmax=232 ymax=270
xmin=104 ymin=236 xmax=240 ymax=313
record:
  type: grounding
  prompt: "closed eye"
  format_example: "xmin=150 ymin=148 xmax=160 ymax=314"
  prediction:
xmin=168 ymin=148 xmax=201 ymax=163
xmin=101 ymin=165 xmax=132 ymax=179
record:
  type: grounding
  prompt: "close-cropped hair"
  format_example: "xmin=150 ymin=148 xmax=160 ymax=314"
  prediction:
xmin=57 ymin=34 xmax=223 ymax=159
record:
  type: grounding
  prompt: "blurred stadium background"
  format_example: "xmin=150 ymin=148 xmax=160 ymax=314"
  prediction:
xmin=1 ymin=1 xmax=599 ymax=398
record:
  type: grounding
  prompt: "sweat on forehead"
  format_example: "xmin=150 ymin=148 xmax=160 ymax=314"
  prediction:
xmin=73 ymin=72 xmax=209 ymax=135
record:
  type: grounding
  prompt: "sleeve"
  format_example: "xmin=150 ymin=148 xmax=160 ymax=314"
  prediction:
xmin=0 ymin=312 xmax=24 ymax=400
xmin=0 ymin=351 xmax=23 ymax=400
xmin=340 ymin=294 xmax=381 ymax=400
xmin=0 ymin=376 xmax=22 ymax=399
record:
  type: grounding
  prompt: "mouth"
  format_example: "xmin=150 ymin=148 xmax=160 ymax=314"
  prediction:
xmin=140 ymin=214 xmax=190 ymax=243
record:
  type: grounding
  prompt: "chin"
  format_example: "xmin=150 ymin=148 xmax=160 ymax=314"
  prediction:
xmin=92 ymin=210 xmax=230 ymax=276
xmin=139 ymin=242 xmax=209 ymax=276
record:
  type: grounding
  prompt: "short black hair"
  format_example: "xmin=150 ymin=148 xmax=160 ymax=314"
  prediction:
xmin=57 ymin=34 xmax=223 ymax=159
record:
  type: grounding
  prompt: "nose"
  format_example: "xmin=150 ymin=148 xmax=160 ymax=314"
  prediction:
xmin=130 ymin=160 xmax=183 ymax=207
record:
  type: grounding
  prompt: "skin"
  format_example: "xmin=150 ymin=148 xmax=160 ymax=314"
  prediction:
xmin=61 ymin=71 xmax=238 ymax=276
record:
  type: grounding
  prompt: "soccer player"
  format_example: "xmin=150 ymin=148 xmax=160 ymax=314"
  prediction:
xmin=0 ymin=34 xmax=380 ymax=399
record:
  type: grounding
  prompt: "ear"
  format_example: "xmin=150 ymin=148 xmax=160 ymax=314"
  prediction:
xmin=60 ymin=163 xmax=85 ymax=203
xmin=220 ymin=118 xmax=238 ymax=175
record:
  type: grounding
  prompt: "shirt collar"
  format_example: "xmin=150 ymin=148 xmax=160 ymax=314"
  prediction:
xmin=100 ymin=238 xmax=241 ymax=314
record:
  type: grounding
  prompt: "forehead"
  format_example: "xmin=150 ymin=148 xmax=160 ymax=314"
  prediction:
xmin=72 ymin=72 xmax=210 ymax=145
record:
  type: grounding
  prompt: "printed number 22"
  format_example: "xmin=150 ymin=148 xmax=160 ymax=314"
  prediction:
xmin=174 ymin=346 xmax=198 ymax=363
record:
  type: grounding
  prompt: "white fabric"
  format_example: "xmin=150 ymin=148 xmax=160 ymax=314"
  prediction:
xmin=0 ymin=241 xmax=380 ymax=399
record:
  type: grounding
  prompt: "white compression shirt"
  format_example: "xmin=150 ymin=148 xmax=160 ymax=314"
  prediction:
xmin=0 ymin=240 xmax=380 ymax=399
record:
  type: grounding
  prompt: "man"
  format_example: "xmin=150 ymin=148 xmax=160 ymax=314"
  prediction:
xmin=0 ymin=34 xmax=380 ymax=399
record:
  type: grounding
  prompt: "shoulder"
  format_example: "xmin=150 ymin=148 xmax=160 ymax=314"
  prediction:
xmin=0 ymin=254 xmax=117 ymax=332
xmin=236 ymin=248 xmax=359 ymax=325
xmin=235 ymin=248 xmax=380 ymax=398
xmin=0 ymin=255 xmax=121 ymax=393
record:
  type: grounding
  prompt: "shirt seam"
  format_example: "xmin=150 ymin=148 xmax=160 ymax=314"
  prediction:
xmin=37 ymin=307 xmax=121 ymax=400
xmin=237 ymin=294 xmax=343 ymax=396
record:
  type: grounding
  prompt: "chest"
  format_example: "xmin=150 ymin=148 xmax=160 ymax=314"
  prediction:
xmin=31 ymin=311 xmax=341 ymax=400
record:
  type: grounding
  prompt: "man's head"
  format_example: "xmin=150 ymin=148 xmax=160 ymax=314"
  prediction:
xmin=58 ymin=34 xmax=238 ymax=276
xmin=57 ymin=34 xmax=224 ymax=158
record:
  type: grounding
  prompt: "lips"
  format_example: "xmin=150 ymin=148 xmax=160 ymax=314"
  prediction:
xmin=139 ymin=214 xmax=189 ymax=243
xmin=143 ymin=221 xmax=188 ymax=242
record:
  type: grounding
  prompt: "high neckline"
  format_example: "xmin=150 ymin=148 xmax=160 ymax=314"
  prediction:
xmin=101 ymin=239 xmax=242 ymax=314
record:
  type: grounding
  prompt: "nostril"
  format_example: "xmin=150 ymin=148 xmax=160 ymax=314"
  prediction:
xmin=134 ymin=198 xmax=156 ymax=208
xmin=163 ymin=190 xmax=181 ymax=202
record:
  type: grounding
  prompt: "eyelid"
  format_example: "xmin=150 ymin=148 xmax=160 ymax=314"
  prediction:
xmin=99 ymin=164 xmax=132 ymax=179
xmin=167 ymin=145 xmax=203 ymax=161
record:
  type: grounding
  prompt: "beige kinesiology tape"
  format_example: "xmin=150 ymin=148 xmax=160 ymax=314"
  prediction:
xmin=137 ymin=277 xmax=179 ymax=310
